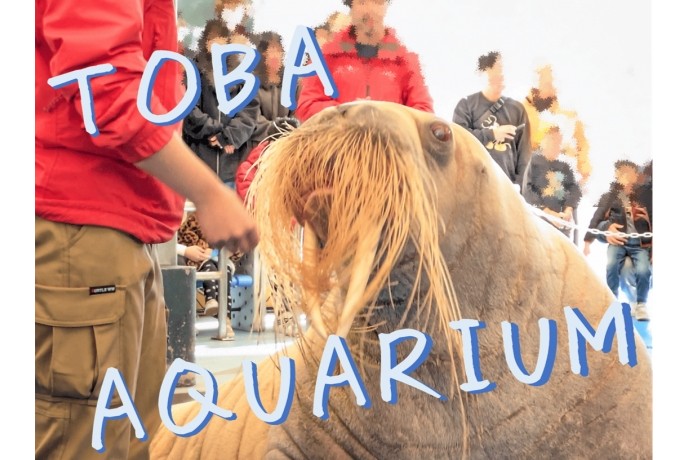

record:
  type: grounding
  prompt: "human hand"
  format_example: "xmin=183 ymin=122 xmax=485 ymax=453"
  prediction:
xmin=184 ymin=245 xmax=212 ymax=263
xmin=209 ymin=135 xmax=222 ymax=149
xmin=492 ymin=125 xmax=517 ymax=143
xmin=633 ymin=207 xmax=649 ymax=220
xmin=194 ymin=186 xmax=259 ymax=253
xmin=583 ymin=242 xmax=591 ymax=256
xmin=605 ymin=223 xmax=627 ymax=245
xmin=223 ymin=144 xmax=235 ymax=155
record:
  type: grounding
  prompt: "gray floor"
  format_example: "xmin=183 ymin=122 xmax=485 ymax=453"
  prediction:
xmin=172 ymin=313 xmax=301 ymax=403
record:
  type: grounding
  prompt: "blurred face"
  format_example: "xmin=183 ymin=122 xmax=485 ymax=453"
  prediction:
xmin=230 ymin=32 xmax=251 ymax=46
xmin=485 ymin=56 xmax=505 ymax=89
xmin=350 ymin=0 xmax=388 ymax=45
xmin=541 ymin=130 xmax=562 ymax=160
xmin=615 ymin=165 xmax=639 ymax=189
xmin=206 ymin=33 xmax=228 ymax=54
xmin=265 ymin=42 xmax=284 ymax=73
xmin=537 ymin=65 xmax=556 ymax=97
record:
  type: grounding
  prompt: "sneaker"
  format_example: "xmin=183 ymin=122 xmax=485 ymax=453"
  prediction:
xmin=635 ymin=304 xmax=650 ymax=321
xmin=203 ymin=299 xmax=219 ymax=317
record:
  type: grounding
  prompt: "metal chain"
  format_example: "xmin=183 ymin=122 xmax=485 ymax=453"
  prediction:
xmin=529 ymin=206 xmax=653 ymax=238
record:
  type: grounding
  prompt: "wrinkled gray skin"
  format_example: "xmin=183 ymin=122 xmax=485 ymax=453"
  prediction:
xmin=152 ymin=102 xmax=651 ymax=459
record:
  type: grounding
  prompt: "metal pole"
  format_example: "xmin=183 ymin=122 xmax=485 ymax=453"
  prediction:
xmin=212 ymin=247 xmax=233 ymax=340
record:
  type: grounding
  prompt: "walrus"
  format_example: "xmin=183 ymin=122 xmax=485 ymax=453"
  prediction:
xmin=150 ymin=101 xmax=652 ymax=459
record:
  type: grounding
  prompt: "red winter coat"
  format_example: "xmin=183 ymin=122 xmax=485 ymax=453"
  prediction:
xmin=295 ymin=27 xmax=434 ymax=121
xmin=236 ymin=140 xmax=268 ymax=202
xmin=36 ymin=0 xmax=185 ymax=243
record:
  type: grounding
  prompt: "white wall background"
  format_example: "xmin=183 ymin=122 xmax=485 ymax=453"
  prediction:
xmin=248 ymin=0 xmax=650 ymax=202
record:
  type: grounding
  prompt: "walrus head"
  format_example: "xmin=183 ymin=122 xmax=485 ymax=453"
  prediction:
xmin=249 ymin=101 xmax=514 ymax=344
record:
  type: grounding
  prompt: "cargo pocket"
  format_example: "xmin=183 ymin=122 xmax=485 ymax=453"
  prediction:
xmin=35 ymin=284 xmax=126 ymax=401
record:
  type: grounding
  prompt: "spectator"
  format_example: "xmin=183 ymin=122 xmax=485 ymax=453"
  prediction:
xmin=452 ymin=51 xmax=532 ymax=190
xmin=617 ymin=160 xmax=653 ymax=303
xmin=584 ymin=160 xmax=652 ymax=321
xmin=177 ymin=213 xmax=235 ymax=327
xmin=248 ymin=31 xmax=293 ymax=152
xmin=524 ymin=64 xmax=592 ymax=188
xmin=183 ymin=19 xmax=260 ymax=187
xmin=296 ymin=0 xmax=434 ymax=121
xmin=35 ymin=1 xmax=258 ymax=457
xmin=523 ymin=125 xmax=582 ymax=238
xmin=523 ymin=64 xmax=591 ymax=244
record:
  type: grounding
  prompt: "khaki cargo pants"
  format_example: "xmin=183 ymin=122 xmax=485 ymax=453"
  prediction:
xmin=35 ymin=217 xmax=168 ymax=459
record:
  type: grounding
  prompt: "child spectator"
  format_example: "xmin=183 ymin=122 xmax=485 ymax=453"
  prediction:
xmin=177 ymin=213 xmax=233 ymax=337
xmin=523 ymin=125 xmax=582 ymax=238
xmin=584 ymin=160 xmax=652 ymax=320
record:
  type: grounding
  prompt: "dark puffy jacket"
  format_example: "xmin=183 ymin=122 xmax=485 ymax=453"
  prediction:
xmin=183 ymin=68 xmax=259 ymax=183
xmin=585 ymin=185 xmax=652 ymax=246
xmin=248 ymin=84 xmax=292 ymax=151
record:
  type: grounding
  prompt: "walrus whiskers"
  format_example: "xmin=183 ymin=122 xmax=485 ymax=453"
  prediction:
xmin=247 ymin=114 xmax=470 ymax=456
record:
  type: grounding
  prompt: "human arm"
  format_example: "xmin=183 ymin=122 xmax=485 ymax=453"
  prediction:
xmin=514 ymin=108 xmax=533 ymax=190
xmin=563 ymin=165 xmax=582 ymax=210
xmin=583 ymin=240 xmax=592 ymax=256
xmin=235 ymin=141 xmax=265 ymax=202
xmin=183 ymin=104 xmax=224 ymax=142
xmin=39 ymin=0 xmax=182 ymax=162
xmin=401 ymin=53 xmax=434 ymax=113
xmin=520 ymin=158 xmax=543 ymax=207
xmin=573 ymin=119 xmax=592 ymax=184
xmin=184 ymin=245 xmax=213 ymax=263
xmin=218 ymin=88 xmax=260 ymax=154
xmin=295 ymin=73 xmax=340 ymax=122
xmin=137 ymin=133 xmax=259 ymax=252
xmin=584 ymin=192 xmax=615 ymax=245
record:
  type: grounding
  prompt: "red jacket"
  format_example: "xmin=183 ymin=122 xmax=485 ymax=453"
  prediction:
xmin=295 ymin=27 xmax=434 ymax=121
xmin=36 ymin=0 xmax=185 ymax=243
xmin=236 ymin=140 xmax=268 ymax=203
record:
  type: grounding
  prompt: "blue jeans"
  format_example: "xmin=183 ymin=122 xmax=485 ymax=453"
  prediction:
xmin=606 ymin=239 xmax=652 ymax=303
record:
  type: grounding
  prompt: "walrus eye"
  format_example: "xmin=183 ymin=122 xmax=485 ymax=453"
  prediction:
xmin=431 ymin=122 xmax=452 ymax=142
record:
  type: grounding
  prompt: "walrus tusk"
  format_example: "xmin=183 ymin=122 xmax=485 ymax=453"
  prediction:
xmin=336 ymin=220 xmax=383 ymax=338
xmin=303 ymin=223 xmax=329 ymax=339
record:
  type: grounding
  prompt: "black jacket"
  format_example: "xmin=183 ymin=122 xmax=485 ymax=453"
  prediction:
xmin=523 ymin=152 xmax=582 ymax=212
xmin=452 ymin=92 xmax=532 ymax=188
xmin=183 ymin=68 xmax=260 ymax=183
xmin=585 ymin=185 xmax=652 ymax=246
xmin=248 ymin=83 xmax=293 ymax=151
